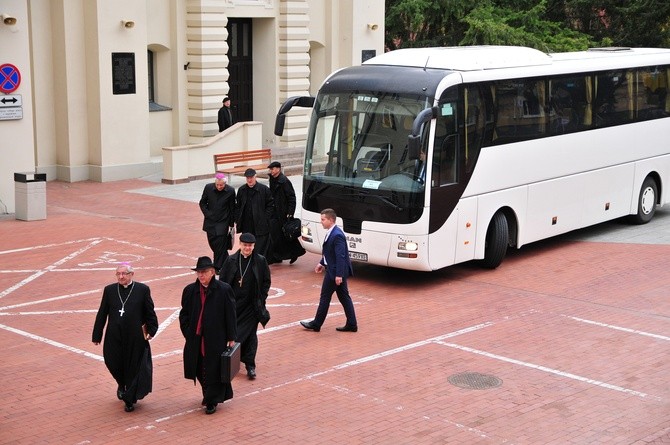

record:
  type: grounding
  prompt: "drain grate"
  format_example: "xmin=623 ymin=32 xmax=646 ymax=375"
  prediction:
xmin=448 ymin=372 xmax=502 ymax=390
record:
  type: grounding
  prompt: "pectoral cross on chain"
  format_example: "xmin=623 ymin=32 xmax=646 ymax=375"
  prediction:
xmin=119 ymin=308 xmax=125 ymax=317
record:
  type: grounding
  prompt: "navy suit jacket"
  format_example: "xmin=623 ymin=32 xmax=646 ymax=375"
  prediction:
xmin=320 ymin=225 xmax=353 ymax=280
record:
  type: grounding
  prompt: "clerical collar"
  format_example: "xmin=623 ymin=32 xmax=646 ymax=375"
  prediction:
xmin=122 ymin=281 xmax=134 ymax=289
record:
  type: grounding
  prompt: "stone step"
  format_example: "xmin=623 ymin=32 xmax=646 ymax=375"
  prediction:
xmin=256 ymin=146 xmax=306 ymax=178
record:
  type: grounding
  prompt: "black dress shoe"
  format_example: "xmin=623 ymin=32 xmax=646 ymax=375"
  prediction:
xmin=116 ymin=386 xmax=124 ymax=400
xmin=124 ymin=402 xmax=134 ymax=412
xmin=289 ymin=256 xmax=298 ymax=264
xmin=205 ymin=404 xmax=217 ymax=414
xmin=336 ymin=325 xmax=358 ymax=332
xmin=300 ymin=320 xmax=320 ymax=332
xmin=247 ymin=367 xmax=256 ymax=379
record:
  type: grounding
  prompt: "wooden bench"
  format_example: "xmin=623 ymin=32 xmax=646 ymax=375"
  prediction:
xmin=214 ymin=148 xmax=272 ymax=176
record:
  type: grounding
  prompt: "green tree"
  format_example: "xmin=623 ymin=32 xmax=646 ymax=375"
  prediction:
xmin=385 ymin=0 xmax=670 ymax=52
xmin=546 ymin=0 xmax=670 ymax=47
xmin=460 ymin=2 xmax=594 ymax=51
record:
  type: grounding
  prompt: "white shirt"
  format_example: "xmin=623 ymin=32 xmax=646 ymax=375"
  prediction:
xmin=322 ymin=226 xmax=335 ymax=265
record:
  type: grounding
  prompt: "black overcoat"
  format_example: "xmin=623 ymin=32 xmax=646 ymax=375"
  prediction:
xmin=268 ymin=173 xmax=305 ymax=262
xmin=268 ymin=173 xmax=297 ymax=223
xmin=235 ymin=182 xmax=274 ymax=236
xmin=220 ymin=251 xmax=271 ymax=327
xmin=199 ymin=182 xmax=236 ymax=235
xmin=179 ymin=278 xmax=237 ymax=385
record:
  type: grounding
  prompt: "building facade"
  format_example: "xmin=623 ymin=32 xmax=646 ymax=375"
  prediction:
xmin=0 ymin=0 xmax=384 ymax=213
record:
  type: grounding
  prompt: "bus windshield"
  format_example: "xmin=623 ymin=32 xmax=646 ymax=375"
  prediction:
xmin=302 ymin=91 xmax=430 ymax=224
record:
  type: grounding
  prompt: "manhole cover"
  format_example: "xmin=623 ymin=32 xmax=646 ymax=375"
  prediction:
xmin=448 ymin=372 xmax=502 ymax=390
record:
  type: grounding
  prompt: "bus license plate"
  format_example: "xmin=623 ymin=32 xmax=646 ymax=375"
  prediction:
xmin=349 ymin=251 xmax=368 ymax=262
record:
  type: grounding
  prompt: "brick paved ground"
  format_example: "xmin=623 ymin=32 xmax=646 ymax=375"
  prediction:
xmin=0 ymin=179 xmax=668 ymax=444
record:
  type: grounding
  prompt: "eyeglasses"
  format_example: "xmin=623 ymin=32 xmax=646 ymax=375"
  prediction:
xmin=115 ymin=272 xmax=133 ymax=276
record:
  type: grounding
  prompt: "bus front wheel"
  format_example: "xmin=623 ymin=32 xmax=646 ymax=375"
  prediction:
xmin=630 ymin=177 xmax=658 ymax=225
xmin=481 ymin=211 xmax=509 ymax=269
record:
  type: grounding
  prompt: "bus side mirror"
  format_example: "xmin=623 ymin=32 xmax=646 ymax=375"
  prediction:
xmin=407 ymin=106 xmax=438 ymax=160
xmin=274 ymin=114 xmax=287 ymax=136
xmin=274 ymin=96 xmax=316 ymax=136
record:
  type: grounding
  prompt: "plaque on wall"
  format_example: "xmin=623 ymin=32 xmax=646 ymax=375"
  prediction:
xmin=361 ymin=50 xmax=377 ymax=63
xmin=112 ymin=52 xmax=136 ymax=95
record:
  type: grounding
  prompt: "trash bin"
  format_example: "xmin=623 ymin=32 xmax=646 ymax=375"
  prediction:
xmin=14 ymin=172 xmax=47 ymax=221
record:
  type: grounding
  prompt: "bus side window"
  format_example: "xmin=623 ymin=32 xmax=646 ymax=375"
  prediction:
xmin=638 ymin=66 xmax=670 ymax=120
xmin=595 ymin=70 xmax=631 ymax=127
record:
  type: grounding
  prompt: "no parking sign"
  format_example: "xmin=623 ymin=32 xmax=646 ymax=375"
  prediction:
xmin=0 ymin=63 xmax=21 ymax=94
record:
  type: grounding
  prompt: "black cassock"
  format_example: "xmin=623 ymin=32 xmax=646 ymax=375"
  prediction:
xmin=92 ymin=281 xmax=159 ymax=404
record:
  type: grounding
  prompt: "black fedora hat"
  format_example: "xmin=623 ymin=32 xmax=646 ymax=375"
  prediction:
xmin=192 ymin=256 xmax=215 ymax=271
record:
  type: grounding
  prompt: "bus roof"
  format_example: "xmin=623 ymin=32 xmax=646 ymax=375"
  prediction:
xmin=364 ymin=46 xmax=670 ymax=73
xmin=364 ymin=46 xmax=552 ymax=71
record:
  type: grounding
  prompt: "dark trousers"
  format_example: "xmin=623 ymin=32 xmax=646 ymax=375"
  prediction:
xmin=206 ymin=231 xmax=229 ymax=271
xmin=313 ymin=274 xmax=357 ymax=328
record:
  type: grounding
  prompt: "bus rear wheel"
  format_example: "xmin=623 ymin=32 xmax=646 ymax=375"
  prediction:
xmin=481 ymin=211 xmax=509 ymax=269
xmin=629 ymin=177 xmax=658 ymax=225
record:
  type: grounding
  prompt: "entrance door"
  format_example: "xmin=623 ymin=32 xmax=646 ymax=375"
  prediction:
xmin=226 ymin=18 xmax=253 ymax=122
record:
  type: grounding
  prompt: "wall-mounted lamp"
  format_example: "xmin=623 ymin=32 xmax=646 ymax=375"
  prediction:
xmin=121 ymin=20 xmax=135 ymax=29
xmin=1 ymin=13 xmax=17 ymax=26
xmin=367 ymin=23 xmax=379 ymax=31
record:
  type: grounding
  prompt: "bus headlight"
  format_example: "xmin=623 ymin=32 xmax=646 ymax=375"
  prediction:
xmin=397 ymin=241 xmax=419 ymax=258
xmin=301 ymin=225 xmax=313 ymax=243
xmin=398 ymin=241 xmax=418 ymax=251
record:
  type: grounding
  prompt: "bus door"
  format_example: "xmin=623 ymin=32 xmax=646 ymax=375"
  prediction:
xmin=428 ymin=86 xmax=486 ymax=267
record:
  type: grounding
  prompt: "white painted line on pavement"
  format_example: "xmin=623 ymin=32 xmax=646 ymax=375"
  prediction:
xmin=0 ymin=238 xmax=102 ymax=255
xmin=0 ymin=239 xmax=103 ymax=299
xmin=563 ymin=315 xmax=670 ymax=341
xmin=436 ymin=341 xmax=660 ymax=401
xmin=0 ymin=322 xmax=103 ymax=361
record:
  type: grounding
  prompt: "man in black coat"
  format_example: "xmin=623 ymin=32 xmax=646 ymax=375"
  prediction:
xmin=199 ymin=173 xmax=236 ymax=272
xmin=179 ymin=256 xmax=237 ymax=415
xmin=266 ymin=161 xmax=305 ymax=264
xmin=235 ymin=168 xmax=274 ymax=257
xmin=92 ymin=263 xmax=159 ymax=413
xmin=217 ymin=96 xmax=235 ymax=132
xmin=220 ymin=233 xmax=271 ymax=379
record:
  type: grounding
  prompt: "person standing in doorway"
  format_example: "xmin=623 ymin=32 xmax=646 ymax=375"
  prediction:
xmin=266 ymin=161 xmax=305 ymax=264
xmin=92 ymin=263 xmax=159 ymax=413
xmin=235 ymin=168 xmax=274 ymax=257
xmin=199 ymin=172 xmax=236 ymax=273
xmin=179 ymin=256 xmax=237 ymax=415
xmin=218 ymin=96 xmax=235 ymax=132
xmin=300 ymin=208 xmax=358 ymax=333
xmin=220 ymin=233 xmax=271 ymax=380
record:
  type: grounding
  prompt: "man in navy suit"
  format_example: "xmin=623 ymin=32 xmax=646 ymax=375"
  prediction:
xmin=300 ymin=208 xmax=358 ymax=332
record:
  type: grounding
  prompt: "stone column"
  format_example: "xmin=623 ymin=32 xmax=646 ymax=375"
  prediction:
xmin=278 ymin=0 xmax=311 ymax=146
xmin=185 ymin=0 xmax=229 ymax=141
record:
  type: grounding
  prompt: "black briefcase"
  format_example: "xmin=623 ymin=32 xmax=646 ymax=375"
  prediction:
xmin=220 ymin=342 xmax=241 ymax=383
xmin=282 ymin=217 xmax=301 ymax=240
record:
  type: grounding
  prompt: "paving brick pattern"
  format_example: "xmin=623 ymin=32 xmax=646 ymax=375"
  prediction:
xmin=0 ymin=179 xmax=668 ymax=444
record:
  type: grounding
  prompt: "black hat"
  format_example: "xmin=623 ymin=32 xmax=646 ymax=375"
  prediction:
xmin=191 ymin=256 xmax=215 ymax=271
xmin=244 ymin=168 xmax=257 ymax=177
xmin=267 ymin=161 xmax=282 ymax=169
xmin=239 ymin=233 xmax=256 ymax=244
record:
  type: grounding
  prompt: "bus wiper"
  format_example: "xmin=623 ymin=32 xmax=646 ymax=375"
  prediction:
xmin=357 ymin=191 xmax=404 ymax=212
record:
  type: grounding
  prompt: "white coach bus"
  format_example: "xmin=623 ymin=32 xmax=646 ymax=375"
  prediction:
xmin=274 ymin=46 xmax=670 ymax=271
